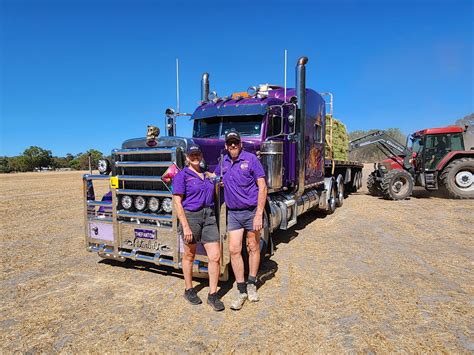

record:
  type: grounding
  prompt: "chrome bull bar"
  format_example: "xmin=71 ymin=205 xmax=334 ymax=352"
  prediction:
xmin=82 ymin=146 xmax=230 ymax=279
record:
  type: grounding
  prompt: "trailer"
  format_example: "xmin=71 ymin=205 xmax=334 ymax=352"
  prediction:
xmin=83 ymin=56 xmax=363 ymax=280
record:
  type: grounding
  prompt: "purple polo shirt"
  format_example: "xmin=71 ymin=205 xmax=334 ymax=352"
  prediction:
xmin=172 ymin=167 xmax=215 ymax=212
xmin=214 ymin=150 xmax=265 ymax=210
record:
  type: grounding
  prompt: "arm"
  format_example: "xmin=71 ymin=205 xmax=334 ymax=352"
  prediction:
xmin=173 ymin=195 xmax=193 ymax=243
xmin=253 ymin=177 xmax=267 ymax=231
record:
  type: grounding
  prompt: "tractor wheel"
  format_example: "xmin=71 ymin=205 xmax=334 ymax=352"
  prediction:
xmin=439 ymin=158 xmax=474 ymax=199
xmin=381 ymin=169 xmax=414 ymax=200
xmin=367 ymin=171 xmax=382 ymax=196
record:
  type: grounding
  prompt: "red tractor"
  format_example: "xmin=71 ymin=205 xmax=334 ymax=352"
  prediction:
xmin=349 ymin=126 xmax=474 ymax=200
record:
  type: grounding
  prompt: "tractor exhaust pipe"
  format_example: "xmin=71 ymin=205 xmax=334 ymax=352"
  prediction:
xmin=201 ymin=73 xmax=209 ymax=102
xmin=296 ymin=56 xmax=308 ymax=198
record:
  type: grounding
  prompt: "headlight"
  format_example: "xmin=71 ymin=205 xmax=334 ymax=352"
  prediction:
xmin=162 ymin=197 xmax=173 ymax=213
xmin=148 ymin=197 xmax=160 ymax=212
xmin=97 ymin=159 xmax=111 ymax=175
xmin=134 ymin=196 xmax=146 ymax=211
xmin=121 ymin=195 xmax=133 ymax=210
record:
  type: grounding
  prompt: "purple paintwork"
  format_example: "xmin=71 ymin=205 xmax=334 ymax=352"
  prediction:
xmin=192 ymin=87 xmax=327 ymax=190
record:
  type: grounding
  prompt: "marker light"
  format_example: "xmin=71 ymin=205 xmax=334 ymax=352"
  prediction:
xmin=134 ymin=196 xmax=147 ymax=211
xmin=121 ymin=195 xmax=133 ymax=210
xmin=148 ymin=197 xmax=160 ymax=212
xmin=162 ymin=197 xmax=173 ymax=213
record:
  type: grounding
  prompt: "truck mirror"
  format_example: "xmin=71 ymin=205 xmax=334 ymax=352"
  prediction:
xmin=165 ymin=108 xmax=175 ymax=117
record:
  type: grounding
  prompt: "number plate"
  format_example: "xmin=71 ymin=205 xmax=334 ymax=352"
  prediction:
xmin=133 ymin=229 xmax=159 ymax=251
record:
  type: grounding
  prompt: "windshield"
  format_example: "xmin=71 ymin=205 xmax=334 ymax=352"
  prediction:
xmin=193 ymin=115 xmax=263 ymax=138
xmin=410 ymin=136 xmax=422 ymax=153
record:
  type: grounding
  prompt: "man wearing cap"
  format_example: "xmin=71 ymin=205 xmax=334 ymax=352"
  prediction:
xmin=173 ymin=144 xmax=224 ymax=311
xmin=214 ymin=130 xmax=267 ymax=310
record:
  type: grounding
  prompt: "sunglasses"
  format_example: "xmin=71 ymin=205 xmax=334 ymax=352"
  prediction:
xmin=226 ymin=140 xmax=241 ymax=146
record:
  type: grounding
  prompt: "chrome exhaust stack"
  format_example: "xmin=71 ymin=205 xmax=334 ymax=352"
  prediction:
xmin=296 ymin=56 xmax=308 ymax=198
xmin=201 ymin=72 xmax=209 ymax=102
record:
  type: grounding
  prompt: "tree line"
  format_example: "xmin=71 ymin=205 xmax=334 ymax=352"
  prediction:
xmin=0 ymin=146 xmax=106 ymax=173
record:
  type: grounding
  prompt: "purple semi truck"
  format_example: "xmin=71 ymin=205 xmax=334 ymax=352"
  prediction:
xmin=83 ymin=57 xmax=363 ymax=280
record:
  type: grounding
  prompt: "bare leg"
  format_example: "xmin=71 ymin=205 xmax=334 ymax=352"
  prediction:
xmin=203 ymin=242 xmax=221 ymax=294
xmin=228 ymin=228 xmax=245 ymax=283
xmin=182 ymin=243 xmax=197 ymax=290
xmin=246 ymin=230 xmax=261 ymax=278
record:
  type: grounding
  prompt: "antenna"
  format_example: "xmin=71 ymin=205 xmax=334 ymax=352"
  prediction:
xmin=176 ymin=58 xmax=180 ymax=113
xmin=284 ymin=49 xmax=287 ymax=102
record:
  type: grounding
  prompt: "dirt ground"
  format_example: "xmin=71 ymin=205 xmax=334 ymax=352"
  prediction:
xmin=1 ymin=166 xmax=473 ymax=353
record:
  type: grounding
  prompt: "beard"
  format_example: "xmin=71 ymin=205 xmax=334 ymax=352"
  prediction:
xmin=229 ymin=147 xmax=241 ymax=159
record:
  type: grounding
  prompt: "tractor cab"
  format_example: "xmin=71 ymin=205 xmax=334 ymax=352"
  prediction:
xmin=411 ymin=126 xmax=465 ymax=171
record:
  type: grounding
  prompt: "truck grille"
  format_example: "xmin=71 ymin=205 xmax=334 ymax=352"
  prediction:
xmin=112 ymin=147 xmax=183 ymax=224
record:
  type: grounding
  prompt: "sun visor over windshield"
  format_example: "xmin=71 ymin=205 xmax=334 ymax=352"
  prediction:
xmin=192 ymin=104 xmax=268 ymax=120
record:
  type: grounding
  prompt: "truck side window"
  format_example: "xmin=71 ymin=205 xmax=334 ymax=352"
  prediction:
xmin=267 ymin=115 xmax=282 ymax=137
xmin=314 ymin=123 xmax=323 ymax=143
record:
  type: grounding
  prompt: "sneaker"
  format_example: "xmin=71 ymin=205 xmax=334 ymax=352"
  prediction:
xmin=207 ymin=293 xmax=225 ymax=311
xmin=183 ymin=288 xmax=202 ymax=305
xmin=230 ymin=291 xmax=248 ymax=310
xmin=247 ymin=283 xmax=260 ymax=302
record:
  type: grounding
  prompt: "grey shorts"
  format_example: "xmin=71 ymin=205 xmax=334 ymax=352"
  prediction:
xmin=178 ymin=207 xmax=219 ymax=244
xmin=227 ymin=207 xmax=265 ymax=232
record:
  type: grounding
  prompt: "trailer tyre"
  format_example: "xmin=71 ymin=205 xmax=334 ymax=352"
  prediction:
xmin=336 ymin=182 xmax=344 ymax=207
xmin=440 ymin=158 xmax=474 ymax=199
xmin=381 ymin=169 xmax=413 ymax=200
xmin=325 ymin=185 xmax=337 ymax=214
xmin=367 ymin=171 xmax=382 ymax=196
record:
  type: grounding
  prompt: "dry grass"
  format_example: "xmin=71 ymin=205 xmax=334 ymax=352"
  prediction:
xmin=1 ymin=168 xmax=473 ymax=353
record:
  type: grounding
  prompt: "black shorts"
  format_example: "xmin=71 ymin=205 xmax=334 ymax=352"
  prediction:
xmin=178 ymin=207 xmax=219 ymax=244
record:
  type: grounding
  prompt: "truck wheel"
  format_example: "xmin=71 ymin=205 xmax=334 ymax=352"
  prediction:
xmin=336 ymin=182 xmax=344 ymax=207
xmin=367 ymin=171 xmax=382 ymax=196
xmin=381 ymin=169 xmax=413 ymax=200
xmin=439 ymin=158 xmax=474 ymax=199
xmin=325 ymin=185 xmax=337 ymax=214
xmin=357 ymin=171 xmax=363 ymax=189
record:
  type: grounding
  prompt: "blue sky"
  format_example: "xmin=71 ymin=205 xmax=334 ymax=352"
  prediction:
xmin=1 ymin=0 xmax=472 ymax=156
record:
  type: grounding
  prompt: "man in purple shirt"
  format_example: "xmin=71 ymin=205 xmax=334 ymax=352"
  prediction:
xmin=214 ymin=130 xmax=267 ymax=310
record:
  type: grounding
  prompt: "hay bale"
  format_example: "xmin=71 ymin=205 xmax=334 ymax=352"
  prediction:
xmin=325 ymin=115 xmax=349 ymax=161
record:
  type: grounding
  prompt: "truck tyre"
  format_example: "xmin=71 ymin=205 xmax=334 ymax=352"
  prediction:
xmin=325 ymin=185 xmax=337 ymax=214
xmin=336 ymin=181 xmax=344 ymax=207
xmin=357 ymin=171 xmax=363 ymax=189
xmin=439 ymin=158 xmax=474 ymax=199
xmin=381 ymin=169 xmax=414 ymax=200
xmin=367 ymin=171 xmax=382 ymax=196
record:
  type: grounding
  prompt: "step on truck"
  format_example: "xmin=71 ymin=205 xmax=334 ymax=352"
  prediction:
xmin=83 ymin=56 xmax=364 ymax=280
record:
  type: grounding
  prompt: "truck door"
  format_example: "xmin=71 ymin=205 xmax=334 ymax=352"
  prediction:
xmin=305 ymin=111 xmax=325 ymax=185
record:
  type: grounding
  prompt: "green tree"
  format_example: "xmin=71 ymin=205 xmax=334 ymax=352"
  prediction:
xmin=8 ymin=156 xmax=30 ymax=172
xmin=22 ymin=146 xmax=52 ymax=171
xmin=0 ymin=157 xmax=12 ymax=173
